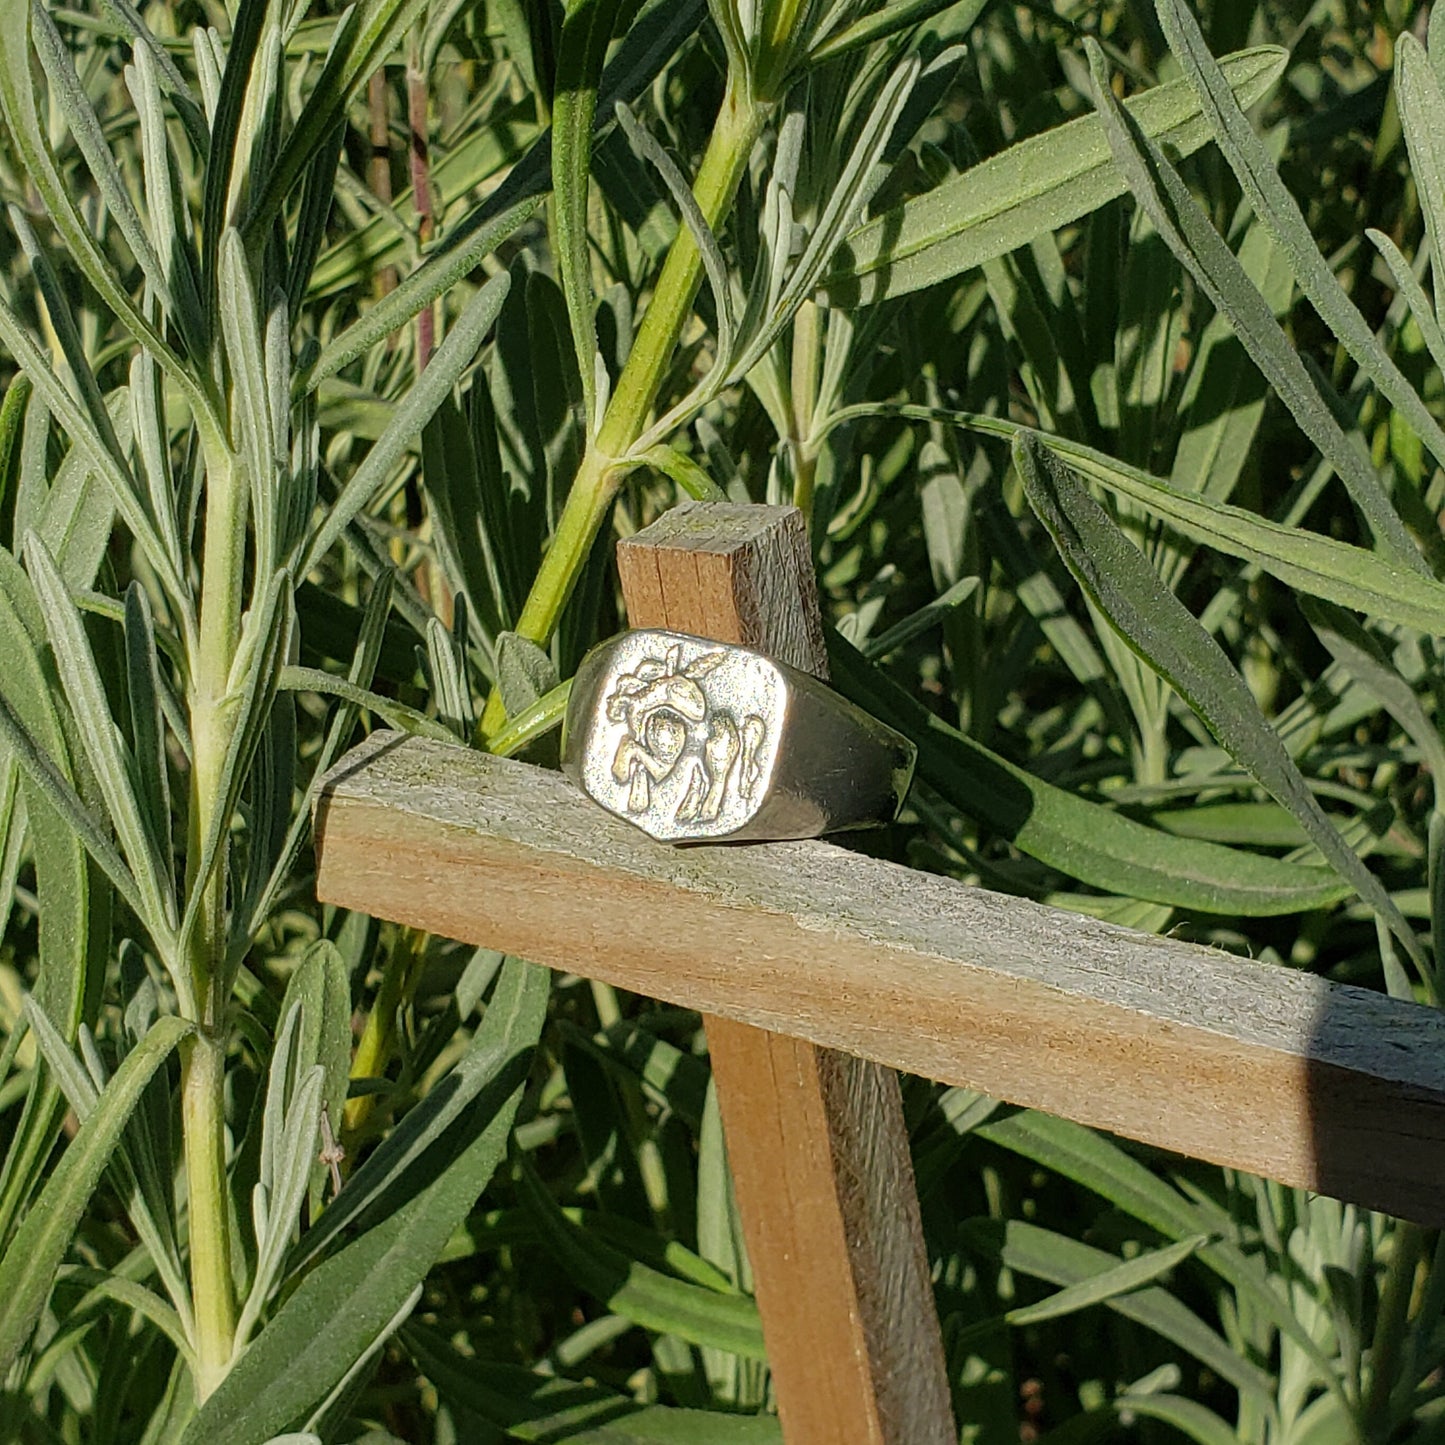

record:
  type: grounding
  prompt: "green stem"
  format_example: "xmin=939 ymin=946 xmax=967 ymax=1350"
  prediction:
xmin=181 ymin=1031 xmax=234 ymax=1398
xmin=181 ymin=442 xmax=247 ymax=1395
xmin=1362 ymin=1221 xmax=1425 ymax=1440
xmin=480 ymin=81 xmax=765 ymax=739
xmin=344 ymin=925 xmax=429 ymax=1146
xmin=789 ymin=298 xmax=822 ymax=516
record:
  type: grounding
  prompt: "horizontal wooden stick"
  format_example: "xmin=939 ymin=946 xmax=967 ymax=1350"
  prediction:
xmin=315 ymin=731 xmax=1445 ymax=1225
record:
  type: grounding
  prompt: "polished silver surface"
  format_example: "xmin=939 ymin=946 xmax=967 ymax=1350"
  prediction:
xmin=562 ymin=629 xmax=915 ymax=844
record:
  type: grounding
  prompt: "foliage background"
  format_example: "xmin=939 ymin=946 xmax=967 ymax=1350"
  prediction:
xmin=0 ymin=0 xmax=1443 ymax=1439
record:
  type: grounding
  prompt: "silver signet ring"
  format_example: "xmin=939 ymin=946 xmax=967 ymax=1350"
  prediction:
xmin=562 ymin=629 xmax=917 ymax=844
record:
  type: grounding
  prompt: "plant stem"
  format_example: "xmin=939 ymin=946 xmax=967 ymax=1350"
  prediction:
xmin=1362 ymin=1221 xmax=1425 ymax=1440
xmin=480 ymin=82 xmax=765 ymax=738
xmin=789 ymin=298 xmax=822 ymax=516
xmin=181 ymin=1030 xmax=235 ymax=1398
xmin=181 ymin=442 xmax=247 ymax=1396
xmin=344 ymin=925 xmax=428 ymax=1145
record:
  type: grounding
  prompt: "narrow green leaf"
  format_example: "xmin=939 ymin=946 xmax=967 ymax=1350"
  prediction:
xmin=179 ymin=573 xmax=294 ymax=967
xmin=220 ymin=231 xmax=283 ymax=576
xmin=1397 ymin=34 xmax=1445 ymax=322
xmin=24 ymin=536 xmax=169 ymax=937
xmin=864 ymin=576 xmax=979 ymax=660
xmin=823 ymin=46 xmax=1287 ymax=304
xmin=967 ymin=1218 xmax=1272 ymax=1407
xmin=974 ymin=1110 xmax=1346 ymax=1405
xmin=1368 ymin=228 xmax=1445 ymax=378
xmin=275 ymin=667 xmax=453 ymax=742
xmin=828 ymin=632 xmax=1348 ymax=915
xmin=615 ymin=102 xmax=735 ymax=367
xmin=1083 ymin=40 xmax=1422 ymax=571
xmin=123 ymin=584 xmax=175 ymax=912
xmin=128 ymin=42 xmax=205 ymax=354
xmin=808 ymin=0 xmax=988 ymax=64
xmin=554 ymin=0 xmax=627 ymax=428
xmin=0 ymin=0 xmax=222 ymax=447
xmin=519 ymin=1155 xmax=767 ymax=1361
xmin=0 ymin=297 xmax=184 ymax=603
xmin=301 ymin=273 xmax=511 ymax=574
xmin=849 ymin=405 xmax=1445 ymax=635
xmin=1153 ymin=0 xmax=1445 ymax=470
xmin=183 ymin=959 xmax=548 ymax=1444
xmin=405 ymin=1324 xmax=782 ymax=1442
xmin=30 ymin=6 xmax=172 ymax=319
xmin=1114 ymin=1394 xmax=1241 ymax=1445
xmin=1013 ymin=431 xmax=1428 ymax=979
xmin=200 ymin=0 xmax=270 ymax=296
xmin=1300 ymin=600 xmax=1445 ymax=813
xmin=0 ymin=1014 xmax=191 ymax=1381
xmin=52 ymin=1266 xmax=194 ymax=1367
xmin=1004 ymin=1234 xmax=1209 ymax=1327
xmin=244 ymin=0 xmax=432 ymax=245
xmin=303 ymin=0 xmax=703 ymax=390
xmin=0 ymin=374 xmax=31 ymax=546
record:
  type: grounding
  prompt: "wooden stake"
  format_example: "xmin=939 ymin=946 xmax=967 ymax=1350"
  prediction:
xmin=315 ymin=734 xmax=1445 ymax=1225
xmin=615 ymin=502 xmax=955 ymax=1445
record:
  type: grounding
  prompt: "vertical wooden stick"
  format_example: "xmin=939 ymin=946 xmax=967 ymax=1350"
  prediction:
xmin=617 ymin=502 xmax=954 ymax=1445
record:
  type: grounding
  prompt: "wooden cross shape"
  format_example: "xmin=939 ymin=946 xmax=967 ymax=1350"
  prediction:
xmin=314 ymin=502 xmax=1445 ymax=1443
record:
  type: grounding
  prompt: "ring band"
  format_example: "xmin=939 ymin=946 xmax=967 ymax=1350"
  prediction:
xmin=562 ymin=629 xmax=916 ymax=843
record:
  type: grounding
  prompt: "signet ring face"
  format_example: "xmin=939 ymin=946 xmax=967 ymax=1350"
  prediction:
xmin=562 ymin=629 xmax=917 ymax=844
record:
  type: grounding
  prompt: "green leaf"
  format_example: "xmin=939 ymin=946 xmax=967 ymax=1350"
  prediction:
xmin=973 ymin=1111 xmax=1345 ymax=1404
xmin=554 ymin=0 xmax=628 ymax=428
xmin=0 ymin=0 xmax=223 ymax=451
xmin=878 ymin=406 xmax=1445 ymax=635
xmin=123 ymin=585 xmax=176 ymax=912
xmin=822 ymin=45 xmax=1287 ymax=304
xmin=25 ymin=536 xmax=172 ymax=939
xmin=278 ymin=939 xmax=353 ymax=1215
xmin=1012 ymin=430 xmax=1428 ymax=980
xmin=1004 ymin=1234 xmax=1209 ymax=1327
xmin=1368 ymin=228 xmax=1445 ymax=379
xmin=1152 ymin=0 xmax=1445 ymax=471
xmin=1300 ymin=601 xmax=1445 ymax=816
xmin=0 ymin=293 xmax=184 ymax=604
xmin=219 ymin=231 xmax=284 ymax=579
xmin=301 ymin=272 xmax=511 ymax=574
xmin=864 ymin=576 xmax=979 ymax=660
xmin=828 ymin=632 xmax=1348 ymax=915
xmin=275 ymin=667 xmax=453 ymax=743
xmin=304 ymin=0 xmax=705 ymax=391
xmin=1397 ymin=34 xmax=1445 ymax=324
xmin=244 ymin=0 xmax=433 ymax=245
xmin=0 ymin=1014 xmax=191 ymax=1382
xmin=405 ymin=1323 xmax=783 ymax=1442
xmin=1083 ymin=40 xmax=1422 ymax=571
xmin=180 ymin=573 xmax=294 ymax=972
xmin=0 ymin=375 xmax=31 ymax=547
xmin=184 ymin=959 xmax=549 ymax=1444
xmin=422 ymin=396 xmax=518 ymax=639
xmin=807 ymin=0 xmax=988 ymax=64
xmin=615 ymin=102 xmax=736 ymax=370
xmin=29 ymin=6 xmax=173 ymax=326
xmin=518 ymin=1155 xmax=767 ymax=1361
xmin=967 ymin=1219 xmax=1271 ymax=1406
xmin=1114 ymin=1394 xmax=1241 ymax=1445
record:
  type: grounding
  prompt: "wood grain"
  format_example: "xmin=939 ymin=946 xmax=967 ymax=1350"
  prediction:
xmin=314 ymin=732 xmax=1445 ymax=1226
xmin=618 ymin=501 xmax=954 ymax=1445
